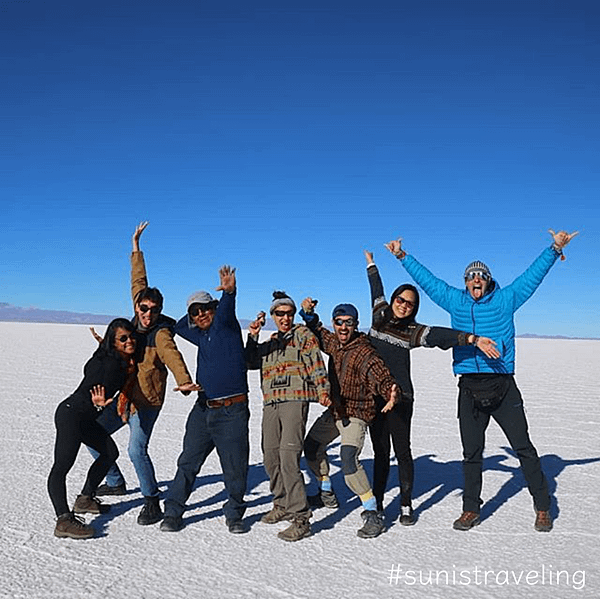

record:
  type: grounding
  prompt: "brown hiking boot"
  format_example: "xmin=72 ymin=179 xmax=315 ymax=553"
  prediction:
xmin=453 ymin=511 xmax=481 ymax=531
xmin=73 ymin=494 xmax=110 ymax=515
xmin=534 ymin=510 xmax=553 ymax=532
xmin=277 ymin=517 xmax=311 ymax=542
xmin=261 ymin=505 xmax=289 ymax=524
xmin=54 ymin=513 xmax=94 ymax=539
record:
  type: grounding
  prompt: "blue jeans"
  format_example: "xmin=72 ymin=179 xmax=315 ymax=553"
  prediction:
xmin=89 ymin=400 xmax=161 ymax=498
xmin=164 ymin=395 xmax=249 ymax=523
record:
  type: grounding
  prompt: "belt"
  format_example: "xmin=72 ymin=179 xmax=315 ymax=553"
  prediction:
xmin=206 ymin=393 xmax=247 ymax=409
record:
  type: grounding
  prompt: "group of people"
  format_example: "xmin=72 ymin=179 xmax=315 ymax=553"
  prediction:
xmin=47 ymin=223 xmax=577 ymax=541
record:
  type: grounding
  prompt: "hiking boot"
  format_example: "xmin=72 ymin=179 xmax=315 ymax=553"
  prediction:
xmin=307 ymin=489 xmax=339 ymax=509
xmin=277 ymin=517 xmax=311 ymax=542
xmin=73 ymin=494 xmax=109 ymax=515
xmin=137 ymin=496 xmax=163 ymax=526
xmin=534 ymin=509 xmax=553 ymax=532
xmin=453 ymin=511 xmax=480 ymax=531
xmin=95 ymin=483 xmax=127 ymax=496
xmin=357 ymin=510 xmax=385 ymax=539
xmin=54 ymin=513 xmax=94 ymax=539
xmin=160 ymin=515 xmax=183 ymax=532
xmin=399 ymin=505 xmax=415 ymax=526
xmin=226 ymin=519 xmax=249 ymax=534
xmin=261 ymin=505 xmax=289 ymax=524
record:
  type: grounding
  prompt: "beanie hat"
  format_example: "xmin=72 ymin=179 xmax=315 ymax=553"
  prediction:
xmin=332 ymin=303 xmax=359 ymax=321
xmin=270 ymin=291 xmax=297 ymax=315
xmin=464 ymin=261 xmax=492 ymax=280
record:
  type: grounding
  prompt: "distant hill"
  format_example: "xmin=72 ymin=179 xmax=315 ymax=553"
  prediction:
xmin=0 ymin=302 xmax=276 ymax=330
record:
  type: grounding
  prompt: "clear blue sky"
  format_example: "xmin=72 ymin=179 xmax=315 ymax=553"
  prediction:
xmin=2 ymin=0 xmax=598 ymax=337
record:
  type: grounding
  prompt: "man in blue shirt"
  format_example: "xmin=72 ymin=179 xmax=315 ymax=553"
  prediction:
xmin=161 ymin=266 xmax=250 ymax=534
xmin=386 ymin=229 xmax=577 ymax=533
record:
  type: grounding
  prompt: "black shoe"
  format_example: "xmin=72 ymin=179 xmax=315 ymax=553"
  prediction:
xmin=95 ymin=483 xmax=127 ymax=496
xmin=399 ymin=506 xmax=415 ymax=526
xmin=357 ymin=510 xmax=385 ymax=539
xmin=137 ymin=496 xmax=163 ymax=526
xmin=160 ymin=515 xmax=183 ymax=532
xmin=226 ymin=519 xmax=249 ymax=534
xmin=307 ymin=489 xmax=339 ymax=509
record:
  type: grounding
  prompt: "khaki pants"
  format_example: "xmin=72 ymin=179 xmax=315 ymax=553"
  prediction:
xmin=262 ymin=401 xmax=310 ymax=518
xmin=304 ymin=410 xmax=372 ymax=498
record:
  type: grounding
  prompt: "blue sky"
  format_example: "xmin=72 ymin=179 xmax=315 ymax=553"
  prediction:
xmin=2 ymin=0 xmax=598 ymax=337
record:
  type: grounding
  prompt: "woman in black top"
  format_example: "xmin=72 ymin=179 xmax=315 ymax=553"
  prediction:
xmin=47 ymin=318 xmax=138 ymax=538
xmin=365 ymin=251 xmax=498 ymax=524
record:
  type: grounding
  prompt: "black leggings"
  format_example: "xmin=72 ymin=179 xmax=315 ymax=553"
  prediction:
xmin=369 ymin=399 xmax=414 ymax=510
xmin=47 ymin=399 xmax=119 ymax=517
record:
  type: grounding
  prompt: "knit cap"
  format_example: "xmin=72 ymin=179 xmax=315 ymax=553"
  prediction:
xmin=464 ymin=261 xmax=492 ymax=280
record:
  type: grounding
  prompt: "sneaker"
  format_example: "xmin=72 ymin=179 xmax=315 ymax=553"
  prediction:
xmin=54 ymin=513 xmax=94 ymax=539
xmin=160 ymin=515 xmax=183 ymax=532
xmin=261 ymin=505 xmax=289 ymax=524
xmin=137 ymin=496 xmax=163 ymax=526
xmin=534 ymin=509 xmax=553 ymax=532
xmin=307 ymin=489 xmax=339 ymax=509
xmin=357 ymin=510 xmax=385 ymax=539
xmin=226 ymin=519 xmax=249 ymax=534
xmin=399 ymin=505 xmax=415 ymax=526
xmin=453 ymin=511 xmax=481 ymax=531
xmin=277 ymin=517 xmax=311 ymax=542
xmin=73 ymin=494 xmax=109 ymax=515
xmin=95 ymin=483 xmax=127 ymax=496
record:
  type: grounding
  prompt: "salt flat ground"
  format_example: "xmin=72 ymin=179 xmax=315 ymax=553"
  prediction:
xmin=0 ymin=322 xmax=598 ymax=599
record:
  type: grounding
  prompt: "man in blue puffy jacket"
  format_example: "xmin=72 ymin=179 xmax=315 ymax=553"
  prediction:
xmin=385 ymin=229 xmax=578 ymax=533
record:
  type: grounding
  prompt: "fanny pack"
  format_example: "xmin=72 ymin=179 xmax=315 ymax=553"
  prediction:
xmin=459 ymin=374 xmax=511 ymax=414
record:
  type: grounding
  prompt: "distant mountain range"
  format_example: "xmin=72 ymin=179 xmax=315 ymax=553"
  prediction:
xmin=0 ymin=302 xmax=275 ymax=330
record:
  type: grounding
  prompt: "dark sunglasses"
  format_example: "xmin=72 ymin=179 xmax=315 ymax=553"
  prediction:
xmin=188 ymin=303 xmax=215 ymax=317
xmin=117 ymin=334 xmax=134 ymax=343
xmin=273 ymin=310 xmax=295 ymax=318
xmin=333 ymin=317 xmax=356 ymax=327
xmin=465 ymin=271 xmax=490 ymax=282
xmin=395 ymin=296 xmax=416 ymax=309
xmin=139 ymin=303 xmax=161 ymax=315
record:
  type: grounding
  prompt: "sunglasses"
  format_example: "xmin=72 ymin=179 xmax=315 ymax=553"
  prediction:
xmin=395 ymin=296 xmax=416 ymax=309
xmin=333 ymin=317 xmax=356 ymax=327
xmin=188 ymin=303 xmax=215 ymax=317
xmin=117 ymin=334 xmax=134 ymax=343
xmin=465 ymin=271 xmax=490 ymax=282
xmin=139 ymin=303 xmax=161 ymax=315
xmin=273 ymin=310 xmax=295 ymax=318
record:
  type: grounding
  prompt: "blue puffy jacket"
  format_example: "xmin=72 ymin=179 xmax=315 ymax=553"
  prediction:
xmin=400 ymin=246 xmax=559 ymax=374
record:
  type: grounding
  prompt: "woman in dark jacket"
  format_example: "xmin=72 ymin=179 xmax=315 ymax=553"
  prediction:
xmin=365 ymin=251 xmax=498 ymax=525
xmin=47 ymin=318 xmax=138 ymax=539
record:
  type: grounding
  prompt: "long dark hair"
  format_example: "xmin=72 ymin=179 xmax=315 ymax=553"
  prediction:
xmin=97 ymin=318 xmax=136 ymax=361
xmin=380 ymin=283 xmax=420 ymax=328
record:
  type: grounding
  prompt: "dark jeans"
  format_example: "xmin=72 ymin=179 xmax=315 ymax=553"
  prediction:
xmin=164 ymin=395 xmax=250 ymax=523
xmin=369 ymin=398 xmax=414 ymax=510
xmin=47 ymin=398 xmax=119 ymax=517
xmin=458 ymin=375 xmax=550 ymax=513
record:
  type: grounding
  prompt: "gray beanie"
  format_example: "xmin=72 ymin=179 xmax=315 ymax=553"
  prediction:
xmin=464 ymin=261 xmax=492 ymax=280
xmin=270 ymin=292 xmax=296 ymax=315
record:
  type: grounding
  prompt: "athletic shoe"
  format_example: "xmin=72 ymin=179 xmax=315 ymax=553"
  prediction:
xmin=357 ymin=510 xmax=385 ymax=539
xmin=73 ymin=494 xmax=109 ymax=515
xmin=452 ymin=511 xmax=480 ymax=531
xmin=399 ymin=505 xmax=415 ymax=526
xmin=54 ymin=513 xmax=94 ymax=539
xmin=226 ymin=519 xmax=249 ymax=534
xmin=261 ymin=505 xmax=289 ymax=524
xmin=534 ymin=509 xmax=553 ymax=532
xmin=95 ymin=483 xmax=127 ymax=496
xmin=307 ymin=489 xmax=339 ymax=509
xmin=137 ymin=496 xmax=163 ymax=526
xmin=160 ymin=515 xmax=183 ymax=532
xmin=277 ymin=517 xmax=311 ymax=542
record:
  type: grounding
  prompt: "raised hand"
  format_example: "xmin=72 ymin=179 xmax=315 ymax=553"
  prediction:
xmin=248 ymin=311 xmax=266 ymax=336
xmin=364 ymin=250 xmax=374 ymax=266
xmin=384 ymin=238 xmax=405 ymax=258
xmin=216 ymin=265 xmax=236 ymax=294
xmin=548 ymin=229 xmax=579 ymax=250
xmin=301 ymin=297 xmax=318 ymax=314
xmin=132 ymin=221 xmax=149 ymax=252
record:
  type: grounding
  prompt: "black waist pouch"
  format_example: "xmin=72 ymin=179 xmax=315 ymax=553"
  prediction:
xmin=459 ymin=374 xmax=511 ymax=414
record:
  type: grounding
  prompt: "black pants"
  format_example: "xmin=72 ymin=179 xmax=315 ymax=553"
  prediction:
xmin=47 ymin=399 xmax=119 ymax=517
xmin=458 ymin=375 xmax=550 ymax=513
xmin=369 ymin=398 xmax=414 ymax=510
